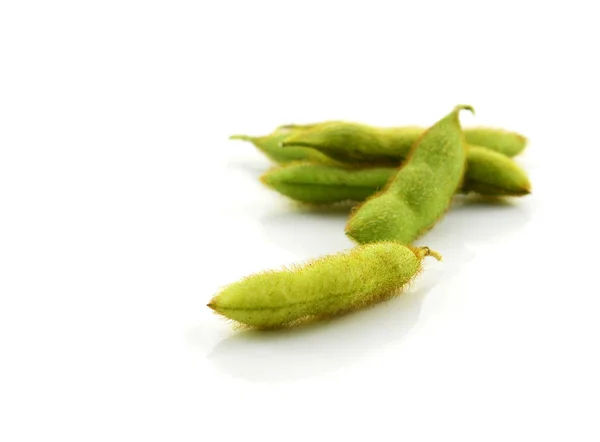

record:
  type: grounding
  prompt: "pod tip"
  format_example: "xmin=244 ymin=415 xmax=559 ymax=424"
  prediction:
xmin=455 ymin=104 xmax=475 ymax=115
xmin=229 ymin=134 xmax=253 ymax=141
xmin=520 ymin=187 xmax=532 ymax=196
xmin=259 ymin=172 xmax=273 ymax=187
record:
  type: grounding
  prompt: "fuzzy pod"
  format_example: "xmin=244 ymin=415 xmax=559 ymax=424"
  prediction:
xmin=261 ymin=163 xmax=392 ymax=204
xmin=280 ymin=123 xmax=526 ymax=165
xmin=230 ymin=127 xmax=335 ymax=165
xmin=463 ymin=127 xmax=527 ymax=157
xmin=261 ymin=147 xmax=530 ymax=204
xmin=461 ymin=145 xmax=531 ymax=196
xmin=280 ymin=123 xmax=423 ymax=165
xmin=345 ymin=105 xmax=472 ymax=245
xmin=208 ymin=242 xmax=441 ymax=329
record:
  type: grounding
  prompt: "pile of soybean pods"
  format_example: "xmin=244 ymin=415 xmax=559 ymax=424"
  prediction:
xmin=209 ymin=105 xmax=530 ymax=329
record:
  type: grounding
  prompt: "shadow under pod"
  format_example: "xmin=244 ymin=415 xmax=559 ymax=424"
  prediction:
xmin=421 ymin=195 xmax=534 ymax=246
xmin=414 ymin=196 xmax=535 ymax=279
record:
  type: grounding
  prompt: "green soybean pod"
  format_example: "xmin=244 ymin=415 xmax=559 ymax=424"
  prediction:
xmin=208 ymin=242 xmax=441 ymax=329
xmin=280 ymin=123 xmax=423 ymax=165
xmin=462 ymin=145 xmax=531 ymax=196
xmin=280 ymin=123 xmax=526 ymax=164
xmin=261 ymin=147 xmax=530 ymax=204
xmin=464 ymin=127 xmax=527 ymax=157
xmin=260 ymin=163 xmax=393 ymax=204
xmin=345 ymin=105 xmax=472 ymax=245
xmin=230 ymin=127 xmax=335 ymax=165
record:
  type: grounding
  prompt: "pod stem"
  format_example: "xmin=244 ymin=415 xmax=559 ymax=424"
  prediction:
xmin=415 ymin=246 xmax=442 ymax=261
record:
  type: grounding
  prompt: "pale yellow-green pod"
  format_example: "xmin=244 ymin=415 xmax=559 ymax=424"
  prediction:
xmin=208 ymin=242 xmax=441 ymax=329
xmin=464 ymin=127 xmax=527 ymax=157
xmin=260 ymin=146 xmax=530 ymax=205
xmin=280 ymin=123 xmax=526 ymax=165
xmin=346 ymin=105 xmax=472 ymax=245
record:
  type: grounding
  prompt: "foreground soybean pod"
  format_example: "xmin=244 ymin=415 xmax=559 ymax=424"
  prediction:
xmin=208 ymin=242 xmax=441 ymax=329
xmin=280 ymin=122 xmax=526 ymax=164
xmin=346 ymin=105 xmax=471 ymax=245
xmin=230 ymin=126 xmax=335 ymax=165
xmin=261 ymin=146 xmax=531 ymax=204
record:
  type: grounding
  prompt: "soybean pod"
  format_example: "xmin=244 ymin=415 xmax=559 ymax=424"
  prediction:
xmin=208 ymin=242 xmax=441 ymax=329
xmin=346 ymin=105 xmax=471 ymax=245
xmin=280 ymin=122 xmax=526 ymax=164
xmin=261 ymin=146 xmax=530 ymax=204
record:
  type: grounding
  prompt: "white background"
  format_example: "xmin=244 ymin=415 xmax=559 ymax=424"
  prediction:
xmin=1 ymin=1 xmax=599 ymax=441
